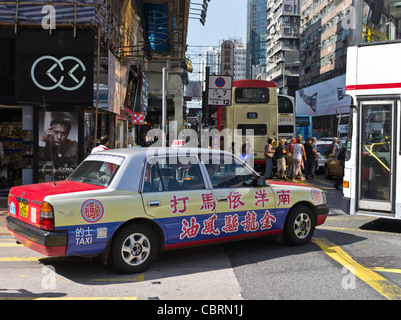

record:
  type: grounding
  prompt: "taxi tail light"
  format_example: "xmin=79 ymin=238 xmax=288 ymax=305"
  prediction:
xmin=40 ymin=202 xmax=54 ymax=231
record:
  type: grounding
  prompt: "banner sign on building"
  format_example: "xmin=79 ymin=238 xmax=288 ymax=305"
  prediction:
xmin=295 ymin=75 xmax=351 ymax=116
xmin=16 ymin=29 xmax=94 ymax=105
xmin=220 ymin=40 xmax=234 ymax=76
xmin=108 ymin=50 xmax=128 ymax=114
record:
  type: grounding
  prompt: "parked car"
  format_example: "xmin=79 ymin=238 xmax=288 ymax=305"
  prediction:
xmin=314 ymin=141 xmax=332 ymax=172
xmin=7 ymin=148 xmax=329 ymax=273
xmin=324 ymin=148 xmax=345 ymax=179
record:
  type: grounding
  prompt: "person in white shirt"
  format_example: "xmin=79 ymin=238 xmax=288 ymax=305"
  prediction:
xmin=291 ymin=135 xmax=306 ymax=182
xmin=91 ymin=135 xmax=109 ymax=153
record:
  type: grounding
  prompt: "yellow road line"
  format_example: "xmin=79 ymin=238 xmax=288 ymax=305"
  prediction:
xmin=0 ymin=257 xmax=39 ymax=261
xmin=373 ymin=267 xmax=401 ymax=275
xmin=0 ymin=243 xmax=21 ymax=247
xmin=88 ymin=274 xmax=144 ymax=282
xmin=313 ymin=238 xmax=401 ymax=300
xmin=0 ymin=297 xmax=138 ymax=300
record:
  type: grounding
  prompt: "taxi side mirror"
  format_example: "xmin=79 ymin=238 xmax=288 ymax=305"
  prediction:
xmin=257 ymin=176 xmax=267 ymax=186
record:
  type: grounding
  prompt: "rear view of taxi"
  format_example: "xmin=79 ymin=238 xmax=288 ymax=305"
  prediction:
xmin=7 ymin=148 xmax=328 ymax=274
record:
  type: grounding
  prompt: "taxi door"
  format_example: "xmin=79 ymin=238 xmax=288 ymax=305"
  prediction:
xmin=204 ymin=155 xmax=278 ymax=240
xmin=141 ymin=155 xmax=216 ymax=248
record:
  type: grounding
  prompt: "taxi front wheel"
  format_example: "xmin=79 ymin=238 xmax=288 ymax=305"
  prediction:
xmin=283 ymin=205 xmax=315 ymax=245
xmin=110 ymin=224 xmax=158 ymax=274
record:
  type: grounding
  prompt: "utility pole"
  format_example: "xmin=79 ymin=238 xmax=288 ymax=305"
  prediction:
xmin=202 ymin=66 xmax=210 ymax=127
xmin=162 ymin=67 xmax=167 ymax=147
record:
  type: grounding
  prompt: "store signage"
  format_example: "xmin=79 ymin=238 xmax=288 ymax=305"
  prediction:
xmin=16 ymin=29 xmax=94 ymax=105
xmin=31 ymin=55 xmax=87 ymax=91
xmin=220 ymin=40 xmax=234 ymax=77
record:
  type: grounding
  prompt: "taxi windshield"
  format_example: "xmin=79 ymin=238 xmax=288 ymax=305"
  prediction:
xmin=67 ymin=155 xmax=124 ymax=187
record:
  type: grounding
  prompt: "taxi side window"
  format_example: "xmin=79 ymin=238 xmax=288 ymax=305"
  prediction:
xmin=205 ymin=155 xmax=257 ymax=189
xmin=142 ymin=156 xmax=205 ymax=192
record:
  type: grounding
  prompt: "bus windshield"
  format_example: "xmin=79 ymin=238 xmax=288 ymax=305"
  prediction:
xmin=235 ymin=88 xmax=270 ymax=103
xmin=296 ymin=117 xmax=310 ymax=127
xmin=278 ymin=96 xmax=294 ymax=113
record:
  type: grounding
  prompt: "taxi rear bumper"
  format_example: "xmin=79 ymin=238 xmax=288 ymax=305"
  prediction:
xmin=315 ymin=203 xmax=329 ymax=226
xmin=6 ymin=215 xmax=67 ymax=256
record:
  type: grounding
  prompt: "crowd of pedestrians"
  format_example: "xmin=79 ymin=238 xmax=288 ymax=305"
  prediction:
xmin=264 ymin=135 xmax=340 ymax=183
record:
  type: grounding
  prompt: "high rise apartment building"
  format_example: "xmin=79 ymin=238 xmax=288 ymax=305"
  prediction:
xmin=265 ymin=0 xmax=300 ymax=96
xmin=298 ymin=0 xmax=353 ymax=88
xmin=246 ymin=0 xmax=268 ymax=79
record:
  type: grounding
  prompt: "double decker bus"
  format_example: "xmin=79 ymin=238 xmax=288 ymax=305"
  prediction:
xmin=278 ymin=94 xmax=296 ymax=141
xmin=343 ymin=41 xmax=401 ymax=218
xmin=223 ymin=80 xmax=278 ymax=172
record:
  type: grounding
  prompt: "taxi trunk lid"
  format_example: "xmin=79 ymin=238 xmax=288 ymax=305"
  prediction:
xmin=8 ymin=181 xmax=105 ymax=229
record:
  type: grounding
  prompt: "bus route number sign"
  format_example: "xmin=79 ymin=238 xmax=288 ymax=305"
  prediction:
xmin=208 ymin=75 xmax=232 ymax=106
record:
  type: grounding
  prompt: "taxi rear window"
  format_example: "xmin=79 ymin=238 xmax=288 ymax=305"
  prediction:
xmin=67 ymin=155 xmax=124 ymax=187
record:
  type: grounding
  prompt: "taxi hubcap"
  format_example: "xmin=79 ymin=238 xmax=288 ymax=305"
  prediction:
xmin=121 ymin=233 xmax=151 ymax=266
xmin=294 ymin=213 xmax=311 ymax=239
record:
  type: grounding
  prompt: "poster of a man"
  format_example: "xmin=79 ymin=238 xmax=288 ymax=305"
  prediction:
xmin=39 ymin=112 xmax=78 ymax=182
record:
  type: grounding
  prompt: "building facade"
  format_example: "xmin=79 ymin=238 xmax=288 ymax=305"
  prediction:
xmin=0 ymin=0 xmax=191 ymax=193
xmin=264 ymin=0 xmax=300 ymax=96
xmin=246 ymin=0 xmax=268 ymax=79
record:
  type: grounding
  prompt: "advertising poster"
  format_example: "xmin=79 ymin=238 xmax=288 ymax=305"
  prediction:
xmin=295 ymin=75 xmax=351 ymax=116
xmin=38 ymin=111 xmax=78 ymax=183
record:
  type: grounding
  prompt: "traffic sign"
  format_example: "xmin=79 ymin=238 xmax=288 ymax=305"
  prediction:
xmin=208 ymin=88 xmax=231 ymax=106
xmin=209 ymin=75 xmax=232 ymax=89
xmin=208 ymin=75 xmax=232 ymax=106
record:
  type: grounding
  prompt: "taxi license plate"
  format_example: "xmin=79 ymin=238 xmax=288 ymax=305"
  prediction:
xmin=19 ymin=202 xmax=29 ymax=219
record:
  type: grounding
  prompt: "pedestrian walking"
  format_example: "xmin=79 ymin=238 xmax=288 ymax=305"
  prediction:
xmin=304 ymin=137 xmax=318 ymax=179
xmin=333 ymin=147 xmax=346 ymax=190
xmin=284 ymin=138 xmax=296 ymax=180
xmin=275 ymin=139 xmax=287 ymax=178
xmin=328 ymin=137 xmax=339 ymax=157
xmin=291 ymin=135 xmax=306 ymax=182
xmin=91 ymin=135 xmax=110 ymax=153
xmin=264 ymin=138 xmax=275 ymax=178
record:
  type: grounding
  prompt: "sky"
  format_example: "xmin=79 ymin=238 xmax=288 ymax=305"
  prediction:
xmin=186 ymin=0 xmax=248 ymax=80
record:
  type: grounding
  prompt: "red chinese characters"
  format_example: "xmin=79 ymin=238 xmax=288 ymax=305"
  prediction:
xmin=241 ymin=211 xmax=259 ymax=232
xmin=199 ymin=193 xmax=216 ymax=212
xmin=170 ymin=195 xmax=190 ymax=214
xmin=254 ymin=189 xmax=270 ymax=208
xmin=81 ymin=199 xmax=104 ymax=223
xmin=277 ymin=190 xmax=291 ymax=207
xmin=222 ymin=214 xmax=239 ymax=233
xmin=201 ymin=214 xmax=220 ymax=236
xmin=179 ymin=217 xmax=200 ymax=240
xmin=227 ymin=191 xmax=245 ymax=210
xmin=260 ymin=210 xmax=276 ymax=230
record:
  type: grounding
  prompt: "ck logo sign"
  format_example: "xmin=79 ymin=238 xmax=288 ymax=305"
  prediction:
xmin=31 ymin=55 xmax=87 ymax=91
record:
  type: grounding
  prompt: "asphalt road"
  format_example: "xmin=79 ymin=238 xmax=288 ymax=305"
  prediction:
xmin=1 ymin=174 xmax=401 ymax=302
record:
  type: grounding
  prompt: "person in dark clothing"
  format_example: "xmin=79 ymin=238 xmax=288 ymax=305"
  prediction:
xmin=304 ymin=137 xmax=318 ymax=179
xmin=275 ymin=139 xmax=287 ymax=178
xmin=334 ymin=148 xmax=346 ymax=190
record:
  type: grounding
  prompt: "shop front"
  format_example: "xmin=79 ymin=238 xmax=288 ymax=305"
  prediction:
xmin=0 ymin=27 xmax=94 ymax=193
xmin=0 ymin=106 xmax=34 ymax=191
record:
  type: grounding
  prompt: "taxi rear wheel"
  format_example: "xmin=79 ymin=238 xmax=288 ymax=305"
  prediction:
xmin=110 ymin=224 xmax=158 ymax=274
xmin=284 ymin=205 xmax=315 ymax=245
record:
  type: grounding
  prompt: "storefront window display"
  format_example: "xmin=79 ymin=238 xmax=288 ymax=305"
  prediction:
xmin=0 ymin=107 xmax=34 ymax=190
